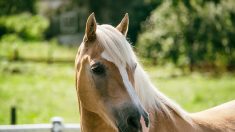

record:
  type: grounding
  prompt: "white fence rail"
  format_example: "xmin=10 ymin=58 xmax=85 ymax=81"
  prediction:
xmin=0 ymin=117 xmax=80 ymax=132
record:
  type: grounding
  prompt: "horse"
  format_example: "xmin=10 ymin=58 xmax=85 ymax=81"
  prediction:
xmin=75 ymin=13 xmax=235 ymax=132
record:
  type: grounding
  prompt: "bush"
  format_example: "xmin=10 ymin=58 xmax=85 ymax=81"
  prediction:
xmin=0 ymin=13 xmax=49 ymax=40
xmin=137 ymin=0 xmax=235 ymax=71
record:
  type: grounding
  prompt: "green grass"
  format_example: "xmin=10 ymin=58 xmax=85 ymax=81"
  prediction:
xmin=0 ymin=61 xmax=79 ymax=124
xmin=0 ymin=42 xmax=235 ymax=124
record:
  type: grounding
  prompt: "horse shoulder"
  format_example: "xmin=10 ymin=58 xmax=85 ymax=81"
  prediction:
xmin=190 ymin=100 xmax=235 ymax=132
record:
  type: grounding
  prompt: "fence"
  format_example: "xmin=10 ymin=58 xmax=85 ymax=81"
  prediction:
xmin=0 ymin=117 xmax=80 ymax=132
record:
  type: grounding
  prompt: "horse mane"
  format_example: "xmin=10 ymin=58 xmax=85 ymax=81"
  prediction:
xmin=96 ymin=24 xmax=194 ymax=125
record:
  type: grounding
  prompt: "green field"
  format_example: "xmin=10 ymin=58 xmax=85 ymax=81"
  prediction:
xmin=0 ymin=62 xmax=79 ymax=124
xmin=0 ymin=43 xmax=235 ymax=125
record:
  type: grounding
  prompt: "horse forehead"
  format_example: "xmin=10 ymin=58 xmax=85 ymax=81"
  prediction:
xmin=77 ymin=41 xmax=103 ymax=62
xmin=101 ymin=50 xmax=134 ymax=83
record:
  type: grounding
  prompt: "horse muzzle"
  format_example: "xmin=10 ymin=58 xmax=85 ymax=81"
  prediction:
xmin=114 ymin=104 xmax=149 ymax=132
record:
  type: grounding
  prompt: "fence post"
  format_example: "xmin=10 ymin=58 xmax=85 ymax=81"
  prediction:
xmin=51 ymin=117 xmax=64 ymax=132
xmin=10 ymin=106 xmax=17 ymax=125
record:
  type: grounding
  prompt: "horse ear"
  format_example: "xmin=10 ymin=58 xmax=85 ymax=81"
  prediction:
xmin=85 ymin=13 xmax=97 ymax=41
xmin=116 ymin=13 xmax=129 ymax=36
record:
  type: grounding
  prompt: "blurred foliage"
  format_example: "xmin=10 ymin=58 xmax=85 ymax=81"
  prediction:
xmin=0 ymin=0 xmax=158 ymax=43
xmin=74 ymin=0 xmax=158 ymax=43
xmin=0 ymin=0 xmax=36 ymax=16
xmin=137 ymin=0 xmax=235 ymax=71
xmin=0 ymin=13 xmax=49 ymax=40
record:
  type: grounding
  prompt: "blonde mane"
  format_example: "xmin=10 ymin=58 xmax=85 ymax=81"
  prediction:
xmin=95 ymin=24 xmax=193 ymax=125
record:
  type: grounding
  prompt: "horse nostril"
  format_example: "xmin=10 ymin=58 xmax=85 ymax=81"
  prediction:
xmin=127 ymin=115 xmax=141 ymax=129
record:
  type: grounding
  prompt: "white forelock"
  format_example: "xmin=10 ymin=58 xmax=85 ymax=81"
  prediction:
xmin=95 ymin=24 xmax=194 ymax=125
xmin=96 ymin=25 xmax=137 ymax=68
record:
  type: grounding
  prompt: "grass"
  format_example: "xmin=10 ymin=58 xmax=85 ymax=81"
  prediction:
xmin=0 ymin=41 xmax=79 ymax=124
xmin=0 ymin=42 xmax=235 ymax=124
xmin=0 ymin=61 xmax=79 ymax=124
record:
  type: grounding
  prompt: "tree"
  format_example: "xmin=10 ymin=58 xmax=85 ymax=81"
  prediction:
xmin=137 ymin=0 xmax=235 ymax=71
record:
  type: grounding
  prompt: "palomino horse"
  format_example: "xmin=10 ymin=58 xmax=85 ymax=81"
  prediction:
xmin=75 ymin=13 xmax=235 ymax=132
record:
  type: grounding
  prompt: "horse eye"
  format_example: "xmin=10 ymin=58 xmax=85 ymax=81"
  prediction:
xmin=91 ymin=62 xmax=105 ymax=75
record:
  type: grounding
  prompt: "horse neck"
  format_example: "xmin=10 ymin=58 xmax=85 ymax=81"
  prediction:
xmin=79 ymin=104 xmax=116 ymax=132
xmin=135 ymin=66 xmax=198 ymax=132
xmin=149 ymin=106 xmax=198 ymax=132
